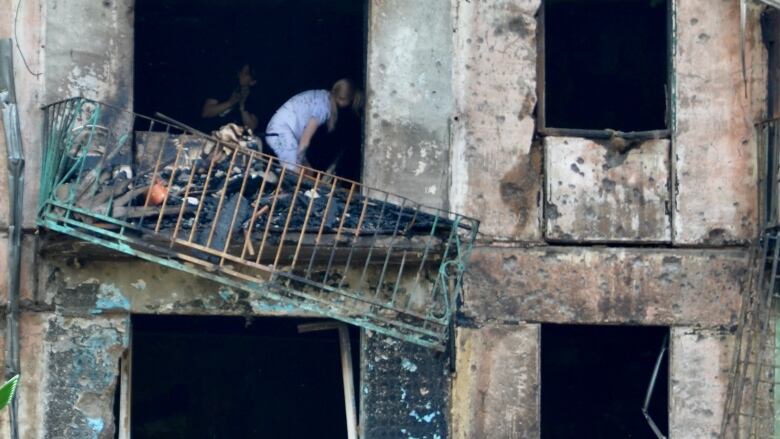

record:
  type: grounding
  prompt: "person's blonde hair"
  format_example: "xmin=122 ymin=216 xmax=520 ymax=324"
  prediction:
xmin=327 ymin=79 xmax=362 ymax=132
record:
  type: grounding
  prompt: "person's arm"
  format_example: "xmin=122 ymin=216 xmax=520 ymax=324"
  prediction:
xmin=297 ymin=117 xmax=321 ymax=162
xmin=238 ymin=87 xmax=258 ymax=130
xmin=201 ymin=92 xmax=240 ymax=118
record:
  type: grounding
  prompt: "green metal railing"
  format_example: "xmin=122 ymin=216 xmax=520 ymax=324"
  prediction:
xmin=722 ymin=118 xmax=780 ymax=438
xmin=37 ymin=97 xmax=479 ymax=350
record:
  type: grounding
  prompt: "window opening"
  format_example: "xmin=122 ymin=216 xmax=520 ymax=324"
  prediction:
xmin=539 ymin=0 xmax=670 ymax=135
xmin=129 ymin=315 xmax=360 ymax=438
xmin=135 ymin=0 xmax=367 ymax=181
xmin=541 ymin=324 xmax=669 ymax=438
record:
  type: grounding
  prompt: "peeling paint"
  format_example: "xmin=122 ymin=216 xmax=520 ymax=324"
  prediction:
xmin=93 ymin=283 xmax=130 ymax=313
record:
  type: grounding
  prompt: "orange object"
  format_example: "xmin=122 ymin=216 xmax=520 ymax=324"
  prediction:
xmin=147 ymin=181 xmax=167 ymax=205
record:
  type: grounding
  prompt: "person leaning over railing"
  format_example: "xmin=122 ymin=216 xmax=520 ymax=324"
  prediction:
xmin=265 ymin=78 xmax=362 ymax=172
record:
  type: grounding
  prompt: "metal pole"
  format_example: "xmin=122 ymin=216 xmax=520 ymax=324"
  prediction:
xmin=298 ymin=322 xmax=358 ymax=439
xmin=0 ymin=38 xmax=25 ymax=439
xmin=642 ymin=333 xmax=668 ymax=439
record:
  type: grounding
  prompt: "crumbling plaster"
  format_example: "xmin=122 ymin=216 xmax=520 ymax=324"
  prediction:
xmin=44 ymin=315 xmax=127 ymax=439
xmin=46 ymin=258 xmax=317 ymax=317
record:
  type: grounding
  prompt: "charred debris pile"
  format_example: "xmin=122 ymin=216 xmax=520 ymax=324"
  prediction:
xmin=54 ymin=123 xmax=457 ymax=257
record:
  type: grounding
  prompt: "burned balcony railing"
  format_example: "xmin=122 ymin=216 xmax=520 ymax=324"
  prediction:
xmin=37 ymin=98 xmax=479 ymax=350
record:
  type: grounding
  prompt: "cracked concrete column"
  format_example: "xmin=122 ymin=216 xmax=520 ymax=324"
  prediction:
xmin=452 ymin=324 xmax=540 ymax=439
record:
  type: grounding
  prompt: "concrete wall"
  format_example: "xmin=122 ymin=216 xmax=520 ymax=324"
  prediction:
xmin=673 ymin=0 xmax=765 ymax=244
xmin=545 ymin=137 xmax=671 ymax=242
xmin=450 ymin=0 xmax=543 ymax=241
xmin=463 ymin=246 xmax=747 ymax=326
xmin=44 ymin=0 xmax=133 ymax=107
xmin=0 ymin=0 xmax=44 ymax=228
xmin=669 ymin=327 xmax=734 ymax=438
xmin=452 ymin=324 xmax=539 ymax=439
xmin=364 ymin=0 xmax=453 ymax=210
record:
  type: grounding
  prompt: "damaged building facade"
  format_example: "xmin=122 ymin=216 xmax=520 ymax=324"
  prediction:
xmin=0 ymin=0 xmax=776 ymax=437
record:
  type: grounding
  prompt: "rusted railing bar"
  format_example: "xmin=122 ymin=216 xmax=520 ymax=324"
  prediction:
xmin=359 ymin=192 xmax=390 ymax=289
xmin=256 ymin=166 xmax=287 ymax=264
xmin=273 ymin=271 xmax=449 ymax=332
xmin=154 ymin=145 xmax=183 ymax=233
xmin=219 ymin=152 xmax=256 ymax=266
xmin=206 ymin=145 xmax=240 ymax=247
xmin=273 ymin=164 xmax=306 ymax=269
xmin=374 ymin=198 xmax=407 ymax=299
xmin=186 ymin=144 xmax=220 ymax=243
xmin=323 ymin=182 xmax=356 ymax=285
xmin=240 ymin=156 xmax=275 ymax=260
xmin=305 ymin=177 xmax=338 ymax=279
xmin=337 ymin=194 xmax=370 ymax=290
xmin=170 ymin=237 xmax=273 ymax=271
xmin=49 ymin=100 xmax=71 ymax=199
xmin=64 ymin=106 xmax=101 ymax=218
xmin=407 ymin=213 xmax=441 ymax=311
xmin=390 ymin=250 xmax=408 ymax=306
xmin=45 ymin=101 xmax=70 ymax=200
xmin=171 ymin=143 xmax=200 ymax=242
xmin=291 ymin=173 xmax=321 ymax=270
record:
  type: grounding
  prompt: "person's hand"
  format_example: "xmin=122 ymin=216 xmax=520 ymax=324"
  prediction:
xmin=239 ymin=86 xmax=251 ymax=108
xmin=227 ymin=90 xmax=241 ymax=106
xmin=297 ymin=147 xmax=308 ymax=164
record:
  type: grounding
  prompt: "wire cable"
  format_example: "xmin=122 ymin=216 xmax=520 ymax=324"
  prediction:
xmin=13 ymin=0 xmax=42 ymax=78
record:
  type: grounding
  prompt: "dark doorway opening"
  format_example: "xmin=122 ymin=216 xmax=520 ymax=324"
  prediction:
xmin=542 ymin=0 xmax=669 ymax=132
xmin=130 ymin=315 xmax=360 ymax=439
xmin=135 ymin=0 xmax=367 ymax=181
xmin=541 ymin=324 xmax=669 ymax=438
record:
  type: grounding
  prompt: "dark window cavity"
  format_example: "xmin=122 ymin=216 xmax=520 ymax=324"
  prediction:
xmin=541 ymin=324 xmax=669 ymax=438
xmin=135 ymin=0 xmax=367 ymax=181
xmin=541 ymin=0 xmax=669 ymax=132
xmin=130 ymin=315 xmax=359 ymax=439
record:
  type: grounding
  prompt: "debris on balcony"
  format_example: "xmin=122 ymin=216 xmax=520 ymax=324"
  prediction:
xmin=38 ymin=98 xmax=479 ymax=349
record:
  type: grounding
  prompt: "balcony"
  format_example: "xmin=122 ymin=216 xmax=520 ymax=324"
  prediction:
xmin=37 ymin=98 xmax=479 ymax=350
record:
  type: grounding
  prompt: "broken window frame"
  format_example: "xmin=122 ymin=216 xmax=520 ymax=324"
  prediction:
xmin=536 ymin=0 xmax=674 ymax=140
